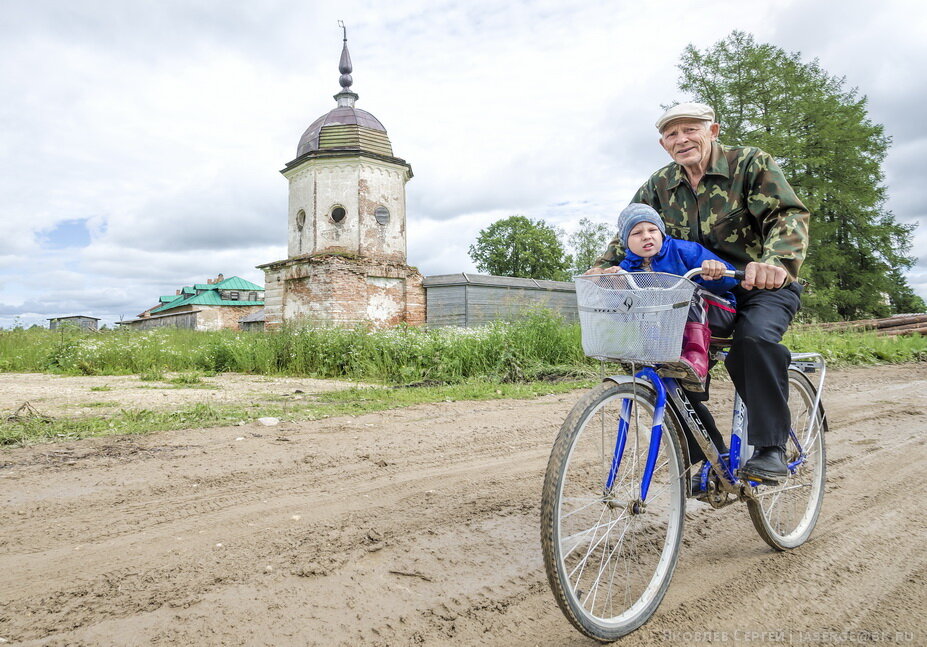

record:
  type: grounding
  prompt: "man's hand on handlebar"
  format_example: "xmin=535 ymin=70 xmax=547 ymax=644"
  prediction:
xmin=742 ymin=261 xmax=788 ymax=290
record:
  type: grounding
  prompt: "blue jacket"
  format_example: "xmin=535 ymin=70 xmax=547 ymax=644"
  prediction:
xmin=619 ymin=236 xmax=738 ymax=302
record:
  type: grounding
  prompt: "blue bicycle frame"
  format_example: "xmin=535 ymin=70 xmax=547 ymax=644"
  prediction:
xmin=603 ymin=367 xmax=667 ymax=500
xmin=602 ymin=352 xmax=826 ymax=502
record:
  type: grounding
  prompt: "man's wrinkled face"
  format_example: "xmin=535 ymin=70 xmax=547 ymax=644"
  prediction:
xmin=659 ymin=119 xmax=719 ymax=169
xmin=626 ymin=221 xmax=663 ymax=258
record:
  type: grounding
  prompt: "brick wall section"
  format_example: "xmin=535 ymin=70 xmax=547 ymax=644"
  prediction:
xmin=259 ymin=254 xmax=424 ymax=328
xmin=196 ymin=305 xmax=264 ymax=331
xmin=404 ymin=272 xmax=425 ymax=326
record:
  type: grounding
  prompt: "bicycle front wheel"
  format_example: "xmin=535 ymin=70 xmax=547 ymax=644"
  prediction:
xmin=540 ymin=381 xmax=686 ymax=641
xmin=747 ymin=369 xmax=827 ymax=550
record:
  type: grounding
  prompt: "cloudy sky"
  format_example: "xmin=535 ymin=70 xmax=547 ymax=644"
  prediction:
xmin=2 ymin=0 xmax=925 ymax=327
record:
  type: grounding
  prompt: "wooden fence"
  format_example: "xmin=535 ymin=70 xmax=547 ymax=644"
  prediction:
xmin=800 ymin=313 xmax=927 ymax=337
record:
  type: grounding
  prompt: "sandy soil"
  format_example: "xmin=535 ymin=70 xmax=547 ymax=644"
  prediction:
xmin=1 ymin=364 xmax=925 ymax=646
xmin=0 ymin=373 xmax=366 ymax=418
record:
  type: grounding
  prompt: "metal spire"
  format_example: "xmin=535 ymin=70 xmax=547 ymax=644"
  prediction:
xmin=334 ymin=20 xmax=358 ymax=107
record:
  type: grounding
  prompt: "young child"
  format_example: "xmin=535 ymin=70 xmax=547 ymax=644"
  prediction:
xmin=613 ymin=202 xmax=738 ymax=392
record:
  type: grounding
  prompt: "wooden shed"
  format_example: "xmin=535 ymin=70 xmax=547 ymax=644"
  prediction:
xmin=117 ymin=310 xmax=200 ymax=330
xmin=423 ymin=273 xmax=577 ymax=327
xmin=238 ymin=308 xmax=266 ymax=332
xmin=48 ymin=315 xmax=100 ymax=331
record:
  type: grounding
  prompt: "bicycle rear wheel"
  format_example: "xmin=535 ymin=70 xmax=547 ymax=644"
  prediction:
xmin=747 ymin=369 xmax=827 ymax=550
xmin=540 ymin=381 xmax=686 ymax=641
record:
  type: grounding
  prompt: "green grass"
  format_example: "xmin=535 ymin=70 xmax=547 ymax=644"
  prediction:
xmin=783 ymin=328 xmax=927 ymax=366
xmin=0 ymin=311 xmax=592 ymax=383
xmin=3 ymin=313 xmax=923 ymax=386
xmin=89 ymin=385 xmax=113 ymax=392
xmin=0 ymin=378 xmax=594 ymax=446
xmin=1 ymin=312 xmax=924 ymax=447
xmin=0 ymin=403 xmax=236 ymax=446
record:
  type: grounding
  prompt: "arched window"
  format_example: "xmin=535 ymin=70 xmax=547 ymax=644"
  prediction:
xmin=295 ymin=209 xmax=306 ymax=230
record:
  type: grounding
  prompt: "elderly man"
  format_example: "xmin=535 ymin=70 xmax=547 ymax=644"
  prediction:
xmin=589 ymin=102 xmax=809 ymax=485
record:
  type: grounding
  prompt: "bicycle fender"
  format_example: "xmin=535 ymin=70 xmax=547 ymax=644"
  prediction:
xmin=602 ymin=374 xmax=658 ymax=395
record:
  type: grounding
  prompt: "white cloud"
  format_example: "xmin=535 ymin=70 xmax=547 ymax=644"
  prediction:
xmin=2 ymin=0 xmax=926 ymax=329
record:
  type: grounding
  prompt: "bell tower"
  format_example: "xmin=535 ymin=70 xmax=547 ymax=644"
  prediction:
xmin=258 ymin=25 xmax=424 ymax=328
xmin=283 ymin=25 xmax=413 ymax=262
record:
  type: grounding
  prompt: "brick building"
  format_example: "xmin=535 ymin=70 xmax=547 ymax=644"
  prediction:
xmin=257 ymin=31 xmax=424 ymax=329
xmin=118 ymin=274 xmax=264 ymax=331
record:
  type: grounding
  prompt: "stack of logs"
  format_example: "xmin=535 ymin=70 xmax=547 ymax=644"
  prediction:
xmin=803 ymin=314 xmax=927 ymax=337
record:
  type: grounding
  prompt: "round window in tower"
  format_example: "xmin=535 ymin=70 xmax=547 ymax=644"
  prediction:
xmin=330 ymin=206 xmax=346 ymax=223
xmin=374 ymin=206 xmax=390 ymax=225
xmin=295 ymin=209 xmax=306 ymax=230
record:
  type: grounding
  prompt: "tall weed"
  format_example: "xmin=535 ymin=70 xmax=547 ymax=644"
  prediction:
xmin=1 ymin=314 xmax=924 ymax=384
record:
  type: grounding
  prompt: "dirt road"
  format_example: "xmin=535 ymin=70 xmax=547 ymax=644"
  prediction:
xmin=1 ymin=364 xmax=925 ymax=646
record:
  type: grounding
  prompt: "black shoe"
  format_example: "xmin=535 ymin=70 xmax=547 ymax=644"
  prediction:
xmin=740 ymin=446 xmax=788 ymax=485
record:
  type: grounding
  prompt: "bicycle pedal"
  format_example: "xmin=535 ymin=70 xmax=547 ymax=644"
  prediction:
xmin=736 ymin=469 xmax=783 ymax=487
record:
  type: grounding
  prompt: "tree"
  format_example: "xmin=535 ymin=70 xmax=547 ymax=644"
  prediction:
xmin=677 ymin=31 xmax=925 ymax=320
xmin=568 ymin=218 xmax=613 ymax=275
xmin=468 ymin=215 xmax=571 ymax=281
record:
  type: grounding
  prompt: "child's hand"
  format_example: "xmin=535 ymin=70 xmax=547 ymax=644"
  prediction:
xmin=700 ymin=260 xmax=725 ymax=280
xmin=584 ymin=266 xmax=625 ymax=275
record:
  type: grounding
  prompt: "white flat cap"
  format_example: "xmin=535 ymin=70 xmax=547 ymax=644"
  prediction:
xmin=656 ymin=102 xmax=716 ymax=132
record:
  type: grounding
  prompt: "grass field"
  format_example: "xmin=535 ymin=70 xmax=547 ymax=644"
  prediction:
xmin=2 ymin=312 xmax=925 ymax=382
xmin=0 ymin=312 xmax=592 ymax=383
xmin=1 ymin=313 xmax=924 ymax=445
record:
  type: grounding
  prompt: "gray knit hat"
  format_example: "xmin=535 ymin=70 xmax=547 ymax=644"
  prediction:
xmin=617 ymin=203 xmax=666 ymax=247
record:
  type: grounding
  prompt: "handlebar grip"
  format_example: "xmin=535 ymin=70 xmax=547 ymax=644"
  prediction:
xmin=683 ymin=268 xmax=747 ymax=282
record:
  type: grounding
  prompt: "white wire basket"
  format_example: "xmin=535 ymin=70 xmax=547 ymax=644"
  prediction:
xmin=575 ymin=272 xmax=697 ymax=363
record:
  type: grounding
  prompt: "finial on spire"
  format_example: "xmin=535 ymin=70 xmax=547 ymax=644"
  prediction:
xmin=334 ymin=20 xmax=358 ymax=107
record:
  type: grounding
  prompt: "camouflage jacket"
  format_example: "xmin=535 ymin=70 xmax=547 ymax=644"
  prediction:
xmin=594 ymin=142 xmax=809 ymax=281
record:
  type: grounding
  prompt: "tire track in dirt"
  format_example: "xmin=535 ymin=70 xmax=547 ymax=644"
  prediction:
xmin=1 ymin=364 xmax=925 ymax=646
xmin=0 ymin=443 xmax=553 ymax=610
xmin=1 ymin=396 xmax=570 ymax=644
xmin=1 ymin=400 xmax=552 ymax=554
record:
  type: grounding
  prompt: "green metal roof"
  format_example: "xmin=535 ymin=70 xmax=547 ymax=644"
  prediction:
xmin=214 ymin=276 xmax=264 ymax=291
xmin=189 ymin=277 xmax=263 ymax=292
xmin=159 ymin=295 xmax=177 ymax=303
xmin=152 ymin=291 xmax=264 ymax=314
xmin=150 ymin=276 xmax=265 ymax=314
xmin=157 ymin=296 xmax=185 ymax=309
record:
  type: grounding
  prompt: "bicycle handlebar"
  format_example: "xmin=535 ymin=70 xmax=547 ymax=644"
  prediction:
xmin=682 ymin=268 xmax=746 ymax=282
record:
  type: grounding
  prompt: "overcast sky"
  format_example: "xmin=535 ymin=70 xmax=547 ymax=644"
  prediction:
xmin=2 ymin=0 xmax=925 ymax=327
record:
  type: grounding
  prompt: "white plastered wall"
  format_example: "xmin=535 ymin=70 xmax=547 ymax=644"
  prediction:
xmin=284 ymin=157 xmax=410 ymax=263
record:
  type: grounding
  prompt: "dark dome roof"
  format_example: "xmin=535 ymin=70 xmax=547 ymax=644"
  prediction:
xmin=296 ymin=106 xmax=387 ymax=158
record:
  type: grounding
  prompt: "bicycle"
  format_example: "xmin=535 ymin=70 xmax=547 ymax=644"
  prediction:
xmin=540 ymin=269 xmax=827 ymax=642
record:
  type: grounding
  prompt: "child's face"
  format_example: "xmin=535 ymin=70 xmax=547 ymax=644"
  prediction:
xmin=626 ymin=221 xmax=663 ymax=257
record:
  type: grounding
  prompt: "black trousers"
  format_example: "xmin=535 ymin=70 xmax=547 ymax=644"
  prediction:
xmin=684 ymin=282 xmax=802 ymax=462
